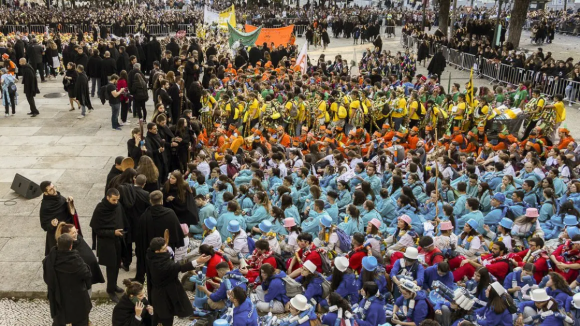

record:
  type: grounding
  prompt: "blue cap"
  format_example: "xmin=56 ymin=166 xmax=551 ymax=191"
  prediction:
xmin=492 ymin=193 xmax=506 ymax=204
xmin=550 ymin=215 xmax=564 ymax=228
xmin=227 ymin=220 xmax=240 ymax=233
xmin=320 ymin=215 xmax=333 ymax=228
xmin=204 ymin=217 xmax=217 ymax=229
xmin=499 ymin=218 xmax=513 ymax=230
xmin=259 ymin=220 xmax=272 ymax=233
xmin=564 ymin=215 xmax=578 ymax=227
xmin=568 ymin=226 xmax=580 ymax=239
xmin=362 ymin=256 xmax=378 ymax=272
xmin=214 ymin=320 xmax=229 ymax=326
xmin=466 ymin=219 xmax=479 ymax=230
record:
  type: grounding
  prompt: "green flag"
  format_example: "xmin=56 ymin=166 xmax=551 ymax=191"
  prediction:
xmin=228 ymin=22 xmax=262 ymax=48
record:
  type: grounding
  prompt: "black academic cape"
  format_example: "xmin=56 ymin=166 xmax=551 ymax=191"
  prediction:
xmin=74 ymin=72 xmax=92 ymax=108
xmin=139 ymin=205 xmax=185 ymax=254
xmin=43 ymin=248 xmax=92 ymax=325
xmin=73 ymin=235 xmax=105 ymax=285
xmin=106 ymin=165 xmax=123 ymax=195
xmin=40 ymin=193 xmax=73 ymax=256
xmin=112 ymin=294 xmax=152 ymax=326
xmin=89 ymin=198 xmax=124 ymax=267
xmin=145 ymin=250 xmax=195 ymax=318
xmin=161 ymin=183 xmax=199 ymax=227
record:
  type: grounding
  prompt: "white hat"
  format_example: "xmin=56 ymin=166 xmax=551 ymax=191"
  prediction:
xmin=490 ymin=282 xmax=506 ymax=297
xmin=531 ymin=289 xmax=551 ymax=302
xmin=334 ymin=256 xmax=349 ymax=272
xmin=303 ymin=260 xmax=317 ymax=273
xmin=404 ymin=247 xmax=419 ymax=260
xmin=290 ymin=294 xmax=309 ymax=311
xmin=400 ymin=279 xmax=421 ymax=293
xmin=573 ymin=293 xmax=580 ymax=309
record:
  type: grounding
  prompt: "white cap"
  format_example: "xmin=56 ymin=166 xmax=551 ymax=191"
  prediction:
xmin=490 ymin=281 xmax=506 ymax=297
xmin=334 ymin=256 xmax=349 ymax=272
xmin=573 ymin=293 xmax=580 ymax=309
xmin=404 ymin=247 xmax=419 ymax=260
xmin=303 ymin=260 xmax=317 ymax=273
xmin=531 ymin=289 xmax=550 ymax=302
xmin=290 ymin=294 xmax=309 ymax=311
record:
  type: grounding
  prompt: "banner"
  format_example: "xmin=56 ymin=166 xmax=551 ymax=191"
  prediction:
xmin=203 ymin=6 xmax=220 ymax=25
xmin=218 ymin=5 xmax=236 ymax=29
xmin=204 ymin=5 xmax=236 ymax=29
xmin=228 ymin=22 xmax=262 ymax=48
xmin=244 ymin=24 xmax=295 ymax=47
xmin=294 ymin=42 xmax=308 ymax=75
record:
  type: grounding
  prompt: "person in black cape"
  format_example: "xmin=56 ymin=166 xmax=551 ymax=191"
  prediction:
xmin=110 ymin=168 xmax=140 ymax=271
xmin=43 ymin=233 xmax=92 ymax=326
xmin=39 ymin=181 xmax=74 ymax=256
xmin=20 ymin=58 xmax=40 ymax=116
xmin=106 ymin=156 xmax=125 ymax=195
xmin=128 ymin=175 xmax=152 ymax=283
xmin=144 ymin=122 xmax=167 ymax=185
xmin=89 ymin=188 xmax=125 ymax=303
xmin=428 ymin=50 xmax=447 ymax=79
xmin=146 ymin=237 xmax=210 ymax=326
xmin=74 ymin=64 xmax=93 ymax=116
xmin=137 ymin=190 xmax=184 ymax=284
xmin=161 ymin=171 xmax=198 ymax=226
xmin=56 ymin=222 xmax=105 ymax=287
xmin=112 ymin=279 xmax=153 ymax=326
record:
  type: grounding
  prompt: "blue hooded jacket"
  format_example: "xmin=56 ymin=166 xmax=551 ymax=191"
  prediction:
xmin=390 ymin=259 xmax=425 ymax=287
xmin=423 ymin=264 xmax=454 ymax=290
xmin=394 ymin=290 xmax=429 ymax=326
xmin=296 ymin=274 xmax=324 ymax=304
xmin=233 ymin=298 xmax=259 ymax=326
xmin=326 ymin=273 xmax=360 ymax=305
xmin=356 ymin=295 xmax=387 ymax=326
xmin=356 ymin=273 xmax=389 ymax=295
xmin=210 ymin=270 xmax=247 ymax=303
xmin=262 ymin=271 xmax=290 ymax=304
xmin=472 ymin=306 xmax=512 ymax=326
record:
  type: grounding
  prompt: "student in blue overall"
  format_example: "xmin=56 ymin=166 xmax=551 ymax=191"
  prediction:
xmin=320 ymin=256 xmax=359 ymax=308
xmin=503 ymin=263 xmax=536 ymax=305
xmin=355 ymin=281 xmax=387 ymax=326
xmin=453 ymin=282 xmax=512 ymax=326
xmin=484 ymin=193 xmax=508 ymax=233
xmin=284 ymin=294 xmax=319 ymax=326
xmin=254 ymin=263 xmax=289 ymax=314
xmin=390 ymin=247 xmax=425 ymax=290
xmin=509 ymin=190 xmax=529 ymax=218
xmin=423 ymin=262 xmax=454 ymax=291
xmin=456 ymin=197 xmax=485 ymax=235
xmin=296 ymin=260 xmax=325 ymax=307
xmin=516 ymin=288 xmax=573 ymax=326
xmin=391 ymin=280 xmax=429 ymax=326
xmin=358 ymin=256 xmax=389 ymax=296
xmin=229 ymin=286 xmax=259 ymax=326
xmin=196 ymin=261 xmax=248 ymax=310
xmin=336 ymin=180 xmax=352 ymax=212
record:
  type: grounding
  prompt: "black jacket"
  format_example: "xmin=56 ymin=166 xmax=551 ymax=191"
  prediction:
xmin=74 ymin=53 xmax=89 ymax=70
xmin=43 ymin=248 xmax=92 ymax=325
xmin=112 ymin=294 xmax=152 ymax=326
xmin=102 ymin=57 xmax=117 ymax=79
xmin=74 ymin=72 xmax=92 ymax=107
xmin=86 ymin=55 xmax=103 ymax=78
xmin=166 ymin=41 xmax=180 ymax=58
xmin=21 ymin=64 xmax=40 ymax=95
xmin=28 ymin=43 xmax=44 ymax=66
xmin=39 ymin=193 xmax=74 ymax=256
xmin=89 ymin=198 xmax=124 ymax=267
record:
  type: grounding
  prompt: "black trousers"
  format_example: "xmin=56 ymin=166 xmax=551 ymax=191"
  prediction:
xmin=105 ymin=263 xmax=119 ymax=293
xmin=35 ymin=63 xmax=45 ymax=81
xmin=53 ymin=317 xmax=88 ymax=326
xmin=4 ymin=92 xmax=15 ymax=114
xmin=134 ymin=99 xmax=147 ymax=121
xmin=153 ymin=316 xmax=174 ymax=326
xmin=26 ymin=93 xmax=39 ymax=114
xmin=121 ymin=100 xmax=129 ymax=122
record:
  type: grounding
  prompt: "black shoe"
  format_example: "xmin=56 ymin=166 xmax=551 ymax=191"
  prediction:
xmin=30 ymin=114 xmax=38 ymax=117
xmin=115 ymin=286 xmax=124 ymax=293
xmin=108 ymin=292 xmax=119 ymax=303
xmin=121 ymin=264 xmax=130 ymax=272
xmin=27 ymin=112 xmax=33 ymax=115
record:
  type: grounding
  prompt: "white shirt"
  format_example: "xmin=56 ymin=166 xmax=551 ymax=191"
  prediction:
xmin=503 ymin=163 xmax=516 ymax=177
xmin=350 ymin=157 xmax=363 ymax=170
xmin=198 ymin=161 xmax=211 ymax=179
xmin=233 ymin=230 xmax=250 ymax=255
xmin=278 ymin=162 xmax=288 ymax=178
xmin=202 ymin=230 xmax=222 ymax=251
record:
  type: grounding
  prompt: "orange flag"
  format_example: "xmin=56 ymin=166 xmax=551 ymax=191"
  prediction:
xmin=245 ymin=24 xmax=295 ymax=47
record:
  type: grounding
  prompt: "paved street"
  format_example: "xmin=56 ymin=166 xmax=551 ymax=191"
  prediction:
xmin=0 ymin=26 xmax=580 ymax=325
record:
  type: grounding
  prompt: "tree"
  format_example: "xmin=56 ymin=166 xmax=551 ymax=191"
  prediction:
xmin=438 ymin=0 xmax=451 ymax=38
xmin=507 ymin=0 xmax=531 ymax=48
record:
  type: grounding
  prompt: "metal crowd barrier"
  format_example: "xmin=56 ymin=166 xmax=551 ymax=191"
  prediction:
xmin=146 ymin=25 xmax=170 ymax=36
xmin=178 ymin=24 xmax=195 ymax=36
xmin=447 ymin=48 xmax=462 ymax=68
xmin=295 ymin=25 xmax=306 ymax=37
xmin=461 ymin=52 xmax=478 ymax=71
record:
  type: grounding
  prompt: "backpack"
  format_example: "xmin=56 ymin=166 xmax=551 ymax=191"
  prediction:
xmin=226 ymin=163 xmax=239 ymax=179
xmin=6 ymin=78 xmax=17 ymax=95
xmin=288 ymin=101 xmax=298 ymax=118
xmin=321 ymin=276 xmax=331 ymax=299
xmin=335 ymin=227 xmax=352 ymax=253
xmin=318 ymin=250 xmax=333 ymax=275
xmin=282 ymin=275 xmax=303 ymax=298
xmin=246 ymin=236 xmax=255 ymax=254
xmin=273 ymin=253 xmax=287 ymax=272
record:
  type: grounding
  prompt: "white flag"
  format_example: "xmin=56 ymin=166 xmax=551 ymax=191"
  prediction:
xmin=295 ymin=42 xmax=308 ymax=75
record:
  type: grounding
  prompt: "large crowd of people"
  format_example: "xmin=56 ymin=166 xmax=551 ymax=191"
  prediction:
xmin=10 ymin=1 xmax=580 ymax=326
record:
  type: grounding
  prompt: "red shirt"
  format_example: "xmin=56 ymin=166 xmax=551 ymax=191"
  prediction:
xmin=511 ymin=249 xmax=550 ymax=284
xmin=206 ymin=252 xmax=227 ymax=290
xmin=247 ymin=255 xmax=277 ymax=284
xmin=296 ymin=245 xmax=323 ymax=273
xmin=418 ymin=247 xmax=444 ymax=266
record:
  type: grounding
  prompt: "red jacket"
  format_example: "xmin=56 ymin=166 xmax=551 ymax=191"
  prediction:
xmin=294 ymin=246 xmax=323 ymax=273
xmin=510 ymin=249 xmax=550 ymax=284
xmin=348 ymin=247 xmax=367 ymax=274
xmin=418 ymin=247 xmax=444 ymax=266
xmin=206 ymin=252 xmax=227 ymax=290
xmin=247 ymin=255 xmax=277 ymax=284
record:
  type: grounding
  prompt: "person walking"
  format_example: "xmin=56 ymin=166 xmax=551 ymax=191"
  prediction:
xmin=130 ymin=63 xmax=149 ymax=122
xmin=19 ymin=58 xmax=40 ymax=117
xmin=1 ymin=68 xmax=17 ymax=116
xmin=89 ymin=188 xmax=125 ymax=303
xmin=64 ymin=62 xmax=80 ymax=112
xmin=28 ymin=39 xmax=45 ymax=83
xmin=107 ymin=74 xmax=125 ymax=130
xmin=86 ymin=51 xmax=103 ymax=98
xmin=74 ymin=65 xmax=92 ymax=119
xmin=43 ymin=233 xmax=92 ymax=326
xmin=39 ymin=181 xmax=74 ymax=256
